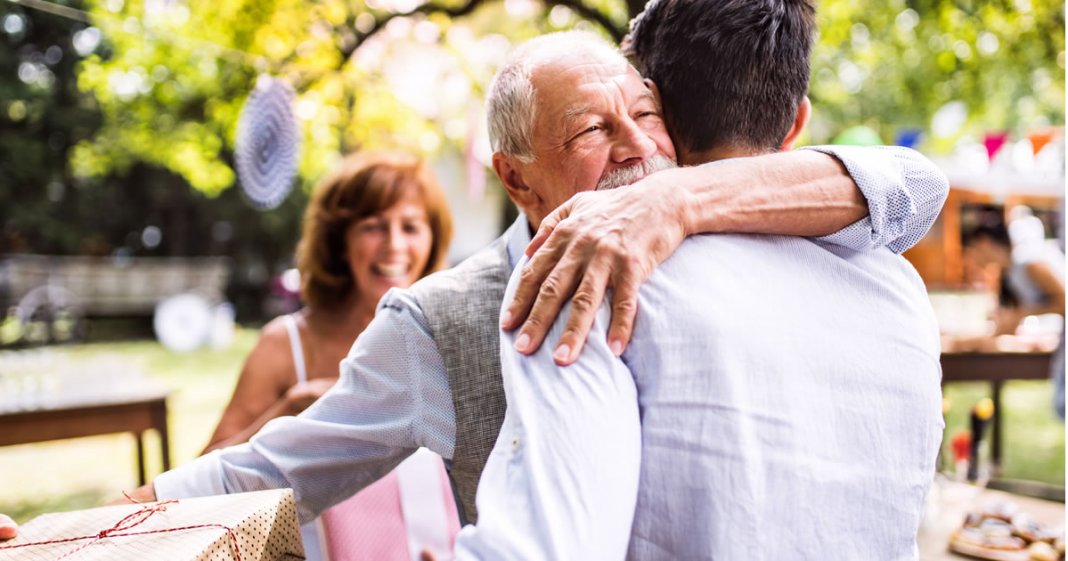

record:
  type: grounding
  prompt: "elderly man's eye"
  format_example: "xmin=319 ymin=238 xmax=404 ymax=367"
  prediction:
xmin=568 ymin=125 xmax=600 ymax=142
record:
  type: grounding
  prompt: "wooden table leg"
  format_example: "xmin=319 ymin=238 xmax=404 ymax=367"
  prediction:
xmin=153 ymin=399 xmax=171 ymax=472
xmin=136 ymin=431 xmax=147 ymax=486
xmin=990 ymin=380 xmax=1004 ymax=475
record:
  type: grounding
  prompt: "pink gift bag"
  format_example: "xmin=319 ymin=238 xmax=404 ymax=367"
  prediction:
xmin=319 ymin=449 xmax=460 ymax=561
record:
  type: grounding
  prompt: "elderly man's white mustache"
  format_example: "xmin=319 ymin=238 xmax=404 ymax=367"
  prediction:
xmin=596 ymin=155 xmax=678 ymax=191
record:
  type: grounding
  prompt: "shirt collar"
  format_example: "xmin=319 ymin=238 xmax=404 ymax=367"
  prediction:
xmin=505 ymin=214 xmax=532 ymax=270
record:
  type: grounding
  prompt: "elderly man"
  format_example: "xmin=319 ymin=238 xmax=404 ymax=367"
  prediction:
xmin=1 ymin=27 xmax=945 ymax=557
xmin=457 ymin=3 xmax=944 ymax=560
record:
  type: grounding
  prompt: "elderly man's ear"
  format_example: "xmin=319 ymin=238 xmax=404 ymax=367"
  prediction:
xmin=493 ymin=152 xmax=541 ymax=209
xmin=780 ymin=96 xmax=812 ymax=152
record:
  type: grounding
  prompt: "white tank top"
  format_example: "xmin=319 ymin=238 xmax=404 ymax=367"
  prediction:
xmin=282 ymin=314 xmax=308 ymax=384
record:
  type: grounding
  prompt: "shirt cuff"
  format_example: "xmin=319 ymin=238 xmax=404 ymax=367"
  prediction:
xmin=153 ymin=450 xmax=230 ymax=499
xmin=803 ymin=145 xmax=917 ymax=251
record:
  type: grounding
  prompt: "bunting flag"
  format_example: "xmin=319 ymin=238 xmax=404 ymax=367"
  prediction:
xmin=235 ymin=76 xmax=301 ymax=210
xmin=982 ymin=131 xmax=1009 ymax=162
xmin=1028 ymin=129 xmax=1056 ymax=156
xmin=894 ymin=128 xmax=922 ymax=150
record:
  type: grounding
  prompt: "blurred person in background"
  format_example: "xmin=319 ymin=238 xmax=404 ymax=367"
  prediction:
xmin=962 ymin=208 xmax=1064 ymax=419
xmin=202 ymin=151 xmax=458 ymax=561
xmin=961 ymin=212 xmax=1064 ymax=335
xmin=1004 ymin=205 xmax=1066 ymax=419
xmin=1005 ymin=206 xmax=1066 ymax=327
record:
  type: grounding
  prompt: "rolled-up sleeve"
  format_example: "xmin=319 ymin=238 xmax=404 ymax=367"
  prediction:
xmin=155 ymin=289 xmax=456 ymax=524
xmin=804 ymin=145 xmax=949 ymax=254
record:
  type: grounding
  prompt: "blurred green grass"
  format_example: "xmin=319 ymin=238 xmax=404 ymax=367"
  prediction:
xmin=941 ymin=380 xmax=1065 ymax=485
xmin=0 ymin=334 xmax=1063 ymax=523
xmin=0 ymin=329 xmax=255 ymax=523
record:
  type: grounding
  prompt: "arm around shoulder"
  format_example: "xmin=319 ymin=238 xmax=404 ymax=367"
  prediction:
xmin=805 ymin=145 xmax=949 ymax=253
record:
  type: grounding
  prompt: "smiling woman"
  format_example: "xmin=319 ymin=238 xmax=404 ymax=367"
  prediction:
xmin=204 ymin=151 xmax=452 ymax=455
xmin=200 ymin=150 xmax=455 ymax=560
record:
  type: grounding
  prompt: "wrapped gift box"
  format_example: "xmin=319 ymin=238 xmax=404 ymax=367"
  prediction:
xmin=0 ymin=489 xmax=304 ymax=561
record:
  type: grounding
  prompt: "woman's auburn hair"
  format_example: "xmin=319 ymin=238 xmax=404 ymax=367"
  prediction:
xmin=296 ymin=151 xmax=453 ymax=310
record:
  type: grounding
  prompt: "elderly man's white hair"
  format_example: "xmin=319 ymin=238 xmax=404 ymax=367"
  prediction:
xmin=487 ymin=31 xmax=628 ymax=163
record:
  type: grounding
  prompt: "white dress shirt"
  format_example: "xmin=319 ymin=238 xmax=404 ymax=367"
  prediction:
xmin=154 ymin=146 xmax=947 ymax=547
xmin=456 ymin=205 xmax=945 ymax=558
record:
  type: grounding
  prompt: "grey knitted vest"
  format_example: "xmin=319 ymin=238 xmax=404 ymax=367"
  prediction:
xmin=408 ymin=230 xmax=512 ymax=525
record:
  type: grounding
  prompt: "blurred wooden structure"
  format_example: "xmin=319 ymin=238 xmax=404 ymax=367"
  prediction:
xmin=904 ymin=170 xmax=1063 ymax=287
xmin=0 ymin=255 xmax=230 ymax=316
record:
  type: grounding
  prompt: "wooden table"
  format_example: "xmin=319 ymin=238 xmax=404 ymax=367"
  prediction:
xmin=0 ymin=390 xmax=170 ymax=486
xmin=919 ymin=480 xmax=1064 ymax=560
xmin=940 ymin=351 xmax=1054 ymax=470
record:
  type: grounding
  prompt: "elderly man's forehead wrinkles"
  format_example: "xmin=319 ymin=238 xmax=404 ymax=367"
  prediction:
xmin=563 ymin=104 xmax=594 ymax=125
xmin=637 ymin=90 xmax=657 ymax=107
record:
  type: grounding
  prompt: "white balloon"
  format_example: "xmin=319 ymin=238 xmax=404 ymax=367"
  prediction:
xmin=153 ymin=293 xmax=212 ymax=352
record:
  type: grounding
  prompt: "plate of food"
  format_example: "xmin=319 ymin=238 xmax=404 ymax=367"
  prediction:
xmin=949 ymin=501 xmax=1065 ymax=561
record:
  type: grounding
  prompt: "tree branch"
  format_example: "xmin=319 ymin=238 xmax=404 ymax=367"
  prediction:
xmin=545 ymin=0 xmax=625 ymax=43
xmin=335 ymin=0 xmax=625 ymax=69
xmin=339 ymin=0 xmax=486 ymax=62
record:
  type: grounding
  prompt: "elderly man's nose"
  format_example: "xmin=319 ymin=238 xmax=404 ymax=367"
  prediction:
xmin=612 ymin=121 xmax=657 ymax=163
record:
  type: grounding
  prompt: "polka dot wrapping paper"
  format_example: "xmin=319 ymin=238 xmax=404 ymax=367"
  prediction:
xmin=235 ymin=76 xmax=301 ymax=211
xmin=0 ymin=489 xmax=304 ymax=561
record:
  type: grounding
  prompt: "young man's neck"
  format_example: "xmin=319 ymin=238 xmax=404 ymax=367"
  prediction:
xmin=679 ymin=144 xmax=775 ymax=166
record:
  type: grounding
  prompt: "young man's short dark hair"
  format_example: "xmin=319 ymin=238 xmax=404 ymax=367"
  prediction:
xmin=624 ymin=0 xmax=816 ymax=155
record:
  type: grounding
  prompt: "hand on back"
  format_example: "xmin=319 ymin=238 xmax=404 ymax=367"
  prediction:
xmin=501 ymin=169 xmax=688 ymax=365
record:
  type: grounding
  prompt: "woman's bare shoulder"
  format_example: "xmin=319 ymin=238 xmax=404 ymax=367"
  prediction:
xmin=242 ymin=315 xmax=299 ymax=383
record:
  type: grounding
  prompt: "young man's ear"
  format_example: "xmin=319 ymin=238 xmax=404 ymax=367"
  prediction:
xmin=644 ymin=79 xmax=663 ymax=107
xmin=644 ymin=79 xmax=683 ymax=155
xmin=492 ymin=152 xmax=539 ymax=209
xmin=780 ymin=96 xmax=812 ymax=151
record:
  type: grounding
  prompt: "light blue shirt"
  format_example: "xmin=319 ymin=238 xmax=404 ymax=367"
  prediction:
xmin=154 ymin=146 xmax=948 ymax=537
xmin=457 ymin=226 xmax=945 ymax=560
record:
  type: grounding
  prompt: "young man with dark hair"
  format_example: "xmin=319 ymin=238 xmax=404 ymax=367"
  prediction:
xmin=625 ymin=0 xmax=817 ymax=159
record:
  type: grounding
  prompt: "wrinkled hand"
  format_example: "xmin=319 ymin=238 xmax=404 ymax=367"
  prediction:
xmin=0 ymin=513 xmax=16 ymax=541
xmin=284 ymin=378 xmax=337 ymax=414
xmin=501 ymin=173 xmax=688 ymax=365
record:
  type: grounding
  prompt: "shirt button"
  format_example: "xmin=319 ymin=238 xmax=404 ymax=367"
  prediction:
xmin=511 ymin=436 xmax=521 ymax=450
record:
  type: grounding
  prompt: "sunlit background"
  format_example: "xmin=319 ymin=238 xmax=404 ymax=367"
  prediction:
xmin=0 ymin=0 xmax=1064 ymax=537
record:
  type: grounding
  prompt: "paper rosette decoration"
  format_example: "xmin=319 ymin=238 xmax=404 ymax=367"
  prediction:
xmin=236 ymin=76 xmax=301 ymax=210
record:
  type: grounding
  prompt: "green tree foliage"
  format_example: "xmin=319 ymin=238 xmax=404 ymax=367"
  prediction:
xmin=0 ymin=3 xmax=102 ymax=253
xmin=65 ymin=0 xmax=624 ymax=196
xmin=1 ymin=0 xmax=1063 ymax=255
xmin=809 ymin=0 xmax=1065 ymax=146
xmin=62 ymin=0 xmax=1064 ymax=195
